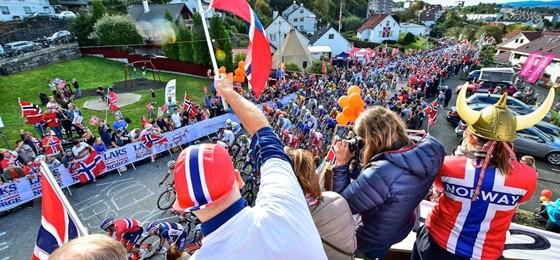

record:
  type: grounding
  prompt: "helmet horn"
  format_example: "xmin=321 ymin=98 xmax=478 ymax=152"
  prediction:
xmin=457 ymin=83 xmax=481 ymax=126
xmin=516 ymin=88 xmax=555 ymax=130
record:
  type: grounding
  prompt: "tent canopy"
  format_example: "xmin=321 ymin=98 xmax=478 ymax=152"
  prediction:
xmin=334 ymin=52 xmax=350 ymax=61
xmin=272 ymin=29 xmax=315 ymax=68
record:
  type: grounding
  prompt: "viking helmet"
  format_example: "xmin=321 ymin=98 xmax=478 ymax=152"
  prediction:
xmin=457 ymin=83 xmax=555 ymax=142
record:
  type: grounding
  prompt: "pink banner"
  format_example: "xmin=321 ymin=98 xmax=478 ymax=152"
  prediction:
xmin=526 ymin=54 xmax=556 ymax=84
xmin=519 ymin=52 xmax=541 ymax=77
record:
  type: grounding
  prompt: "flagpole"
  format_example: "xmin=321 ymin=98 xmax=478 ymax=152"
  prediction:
xmin=39 ymin=161 xmax=89 ymax=236
xmin=104 ymin=88 xmax=110 ymax=123
xmin=197 ymin=0 xmax=229 ymax=111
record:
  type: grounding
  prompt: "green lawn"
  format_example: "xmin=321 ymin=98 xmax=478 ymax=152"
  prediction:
xmin=0 ymin=56 xmax=210 ymax=149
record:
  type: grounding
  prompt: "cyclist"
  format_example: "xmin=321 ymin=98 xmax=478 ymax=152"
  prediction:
xmin=218 ymin=128 xmax=235 ymax=147
xmin=226 ymin=119 xmax=242 ymax=135
xmin=159 ymin=160 xmax=176 ymax=186
xmin=278 ymin=115 xmax=292 ymax=133
xmin=310 ymin=129 xmax=324 ymax=155
xmin=238 ymin=135 xmax=251 ymax=154
xmin=211 ymin=137 xmax=228 ymax=149
xmin=145 ymin=221 xmax=187 ymax=253
xmin=282 ymin=130 xmax=299 ymax=149
xmin=100 ymin=217 xmax=144 ymax=259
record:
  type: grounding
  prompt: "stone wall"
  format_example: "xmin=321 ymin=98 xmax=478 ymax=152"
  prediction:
xmin=0 ymin=44 xmax=81 ymax=75
xmin=0 ymin=20 xmax=70 ymax=45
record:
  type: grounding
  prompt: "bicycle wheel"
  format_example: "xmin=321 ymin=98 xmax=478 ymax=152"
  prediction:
xmin=157 ymin=190 xmax=176 ymax=210
xmin=242 ymin=190 xmax=255 ymax=206
xmin=138 ymin=234 xmax=161 ymax=259
xmin=243 ymin=180 xmax=254 ymax=193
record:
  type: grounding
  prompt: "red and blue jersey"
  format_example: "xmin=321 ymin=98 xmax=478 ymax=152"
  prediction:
xmin=114 ymin=218 xmax=141 ymax=241
xmin=158 ymin=222 xmax=185 ymax=242
xmin=427 ymin=156 xmax=537 ymax=259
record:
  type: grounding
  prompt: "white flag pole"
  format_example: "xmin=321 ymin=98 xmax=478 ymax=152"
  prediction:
xmin=197 ymin=0 xmax=229 ymax=111
xmin=39 ymin=161 xmax=89 ymax=236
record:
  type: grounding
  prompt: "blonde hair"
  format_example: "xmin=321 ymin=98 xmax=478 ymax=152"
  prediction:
xmin=521 ymin=155 xmax=536 ymax=170
xmin=49 ymin=234 xmax=127 ymax=260
xmin=354 ymin=106 xmax=414 ymax=168
xmin=287 ymin=149 xmax=321 ymax=199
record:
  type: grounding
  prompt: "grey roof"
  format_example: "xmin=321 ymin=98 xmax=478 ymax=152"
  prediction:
xmin=512 ymin=35 xmax=560 ymax=57
xmin=494 ymin=51 xmax=511 ymax=64
xmin=128 ymin=3 xmax=189 ymax=22
xmin=309 ymin=26 xmax=332 ymax=44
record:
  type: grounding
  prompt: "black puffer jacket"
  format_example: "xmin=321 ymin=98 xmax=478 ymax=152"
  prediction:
xmin=333 ymin=135 xmax=445 ymax=251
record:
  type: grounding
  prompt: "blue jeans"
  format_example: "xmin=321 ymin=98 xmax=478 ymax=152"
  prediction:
xmin=363 ymin=245 xmax=391 ymax=260
xmin=33 ymin=123 xmax=45 ymax=137
xmin=51 ymin=127 xmax=63 ymax=140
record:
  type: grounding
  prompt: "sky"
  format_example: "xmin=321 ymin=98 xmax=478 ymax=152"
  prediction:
xmin=394 ymin=0 xmax=543 ymax=7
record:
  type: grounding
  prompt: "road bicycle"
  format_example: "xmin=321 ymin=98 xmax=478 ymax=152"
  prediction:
xmin=157 ymin=183 xmax=176 ymax=211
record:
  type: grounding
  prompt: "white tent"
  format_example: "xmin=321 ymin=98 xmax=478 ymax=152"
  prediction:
xmin=272 ymin=29 xmax=315 ymax=69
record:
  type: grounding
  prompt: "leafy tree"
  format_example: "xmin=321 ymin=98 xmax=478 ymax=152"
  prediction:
xmin=164 ymin=10 xmax=173 ymax=22
xmin=191 ymin=14 xmax=211 ymax=66
xmin=234 ymin=53 xmax=247 ymax=66
xmin=89 ymin=14 xmax=143 ymax=47
xmin=254 ymin=0 xmax=273 ymax=18
xmin=505 ymin=23 xmax=535 ymax=33
xmin=91 ymin=1 xmax=108 ymax=20
xmin=70 ymin=10 xmax=97 ymax=46
xmin=177 ymin=19 xmax=193 ymax=63
xmin=444 ymin=26 xmax=463 ymax=39
xmin=479 ymin=25 xmax=505 ymax=43
xmin=309 ymin=61 xmax=334 ymax=74
xmin=285 ymin=63 xmax=301 ymax=72
xmin=342 ymin=15 xmax=363 ymax=33
xmin=314 ymin=0 xmax=329 ymax=17
xmin=102 ymin=0 xmax=127 ymax=14
xmin=399 ymin=32 xmax=416 ymax=45
xmin=210 ymin=16 xmax=233 ymax=71
xmin=479 ymin=45 xmax=497 ymax=67
xmin=554 ymin=22 xmax=560 ymax=30
xmin=461 ymin=26 xmax=476 ymax=41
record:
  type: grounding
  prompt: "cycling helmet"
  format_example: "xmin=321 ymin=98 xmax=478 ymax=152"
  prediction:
xmin=146 ymin=221 xmax=160 ymax=234
xmin=167 ymin=160 xmax=176 ymax=170
xmin=240 ymin=135 xmax=247 ymax=140
xmin=226 ymin=119 xmax=231 ymax=125
xmin=282 ymin=130 xmax=289 ymax=136
xmin=278 ymin=114 xmax=284 ymax=120
xmin=100 ymin=216 xmax=114 ymax=230
xmin=318 ymin=105 xmax=323 ymax=110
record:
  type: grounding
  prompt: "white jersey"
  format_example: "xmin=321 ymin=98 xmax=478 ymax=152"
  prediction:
xmin=222 ymin=130 xmax=235 ymax=147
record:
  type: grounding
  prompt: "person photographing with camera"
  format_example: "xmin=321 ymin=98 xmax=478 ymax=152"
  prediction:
xmin=332 ymin=106 xmax=446 ymax=260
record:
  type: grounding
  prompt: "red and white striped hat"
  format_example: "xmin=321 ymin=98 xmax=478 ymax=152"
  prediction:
xmin=173 ymin=144 xmax=236 ymax=212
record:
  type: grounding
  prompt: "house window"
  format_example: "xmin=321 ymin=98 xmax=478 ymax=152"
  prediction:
xmin=43 ymin=7 xmax=50 ymax=13
xmin=520 ymin=39 xmax=524 ymax=43
xmin=328 ymin=33 xmax=334 ymax=39
xmin=299 ymin=26 xmax=303 ymax=31
xmin=192 ymin=8 xmax=197 ymax=13
xmin=300 ymin=18 xmax=304 ymax=22
xmin=386 ymin=21 xmax=390 ymax=26
xmin=23 ymin=6 xmax=32 ymax=14
xmin=515 ymin=39 xmax=519 ymax=43
xmin=0 ymin=6 xmax=9 ymax=15
xmin=300 ymin=9 xmax=304 ymax=13
xmin=513 ymin=54 xmax=521 ymax=59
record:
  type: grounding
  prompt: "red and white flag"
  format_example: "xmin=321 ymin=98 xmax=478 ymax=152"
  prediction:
xmin=108 ymin=89 xmax=118 ymax=111
xmin=89 ymin=115 xmax=99 ymax=126
xmin=32 ymin=163 xmax=86 ymax=260
xmin=74 ymin=150 xmax=106 ymax=184
xmin=19 ymin=99 xmax=42 ymax=117
xmin=142 ymin=134 xmax=169 ymax=149
xmin=424 ymin=100 xmax=438 ymax=126
xmin=326 ymin=139 xmax=339 ymax=164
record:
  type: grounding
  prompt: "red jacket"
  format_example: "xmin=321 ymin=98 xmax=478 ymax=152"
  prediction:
xmin=44 ymin=112 xmax=60 ymax=128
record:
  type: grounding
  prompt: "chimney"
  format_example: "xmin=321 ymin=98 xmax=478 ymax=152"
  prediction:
xmin=142 ymin=0 xmax=150 ymax=13
xmin=273 ymin=10 xmax=279 ymax=19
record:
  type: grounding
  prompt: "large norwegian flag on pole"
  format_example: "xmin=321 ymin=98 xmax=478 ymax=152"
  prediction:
xmin=19 ymin=99 xmax=42 ymax=117
xmin=210 ymin=0 xmax=272 ymax=99
xmin=74 ymin=150 xmax=106 ymax=184
xmin=33 ymin=161 xmax=88 ymax=259
xmin=108 ymin=89 xmax=118 ymax=111
xmin=424 ymin=100 xmax=438 ymax=126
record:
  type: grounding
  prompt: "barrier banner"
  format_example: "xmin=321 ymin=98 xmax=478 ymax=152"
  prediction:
xmin=526 ymin=54 xmax=556 ymax=84
xmin=519 ymin=52 xmax=541 ymax=77
xmin=101 ymin=146 xmax=132 ymax=171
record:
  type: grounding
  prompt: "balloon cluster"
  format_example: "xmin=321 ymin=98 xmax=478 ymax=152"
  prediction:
xmin=233 ymin=61 xmax=246 ymax=83
xmin=540 ymin=189 xmax=553 ymax=202
xmin=336 ymin=86 xmax=365 ymax=125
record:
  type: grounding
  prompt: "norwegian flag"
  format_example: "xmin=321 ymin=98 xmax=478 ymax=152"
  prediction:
xmin=32 ymin=166 xmax=82 ymax=259
xmin=142 ymin=134 xmax=169 ymax=149
xmin=326 ymin=139 xmax=339 ymax=164
xmin=74 ymin=150 xmax=106 ymax=184
xmin=211 ymin=0 xmax=271 ymax=99
xmin=183 ymin=93 xmax=193 ymax=113
xmin=162 ymin=104 xmax=169 ymax=114
xmin=108 ymin=89 xmax=118 ymax=111
xmin=89 ymin=115 xmax=99 ymax=126
xmin=26 ymin=114 xmax=44 ymax=125
xmin=424 ymin=100 xmax=438 ymax=126
xmin=19 ymin=100 xmax=42 ymax=117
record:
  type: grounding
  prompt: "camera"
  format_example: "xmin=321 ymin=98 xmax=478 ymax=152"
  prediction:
xmin=346 ymin=136 xmax=364 ymax=152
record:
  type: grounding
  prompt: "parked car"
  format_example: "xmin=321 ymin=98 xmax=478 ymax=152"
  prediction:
xmin=55 ymin=11 xmax=77 ymax=20
xmin=3 ymin=41 xmax=40 ymax=55
xmin=142 ymin=54 xmax=167 ymax=59
xmin=25 ymin=12 xmax=54 ymax=21
xmin=455 ymin=81 xmax=517 ymax=96
xmin=466 ymin=93 xmax=552 ymax=122
xmin=466 ymin=70 xmax=481 ymax=83
xmin=47 ymin=30 xmax=75 ymax=44
xmin=455 ymin=121 xmax=560 ymax=164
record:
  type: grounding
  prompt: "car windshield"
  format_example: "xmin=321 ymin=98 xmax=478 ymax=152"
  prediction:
xmin=533 ymin=126 xmax=554 ymax=141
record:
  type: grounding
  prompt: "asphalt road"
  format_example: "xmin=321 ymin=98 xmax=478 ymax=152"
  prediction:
xmin=1 ymin=77 xmax=559 ymax=259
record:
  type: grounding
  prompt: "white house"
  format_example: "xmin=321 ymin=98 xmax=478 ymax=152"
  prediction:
xmin=496 ymin=31 xmax=543 ymax=54
xmin=282 ymin=2 xmax=317 ymax=35
xmin=357 ymin=14 xmax=400 ymax=43
xmin=169 ymin=0 xmax=221 ymax=20
xmin=399 ymin=23 xmax=429 ymax=37
xmin=309 ymin=26 xmax=351 ymax=56
xmin=502 ymin=35 xmax=560 ymax=84
xmin=0 ymin=0 xmax=55 ymax=21
xmin=265 ymin=15 xmax=310 ymax=52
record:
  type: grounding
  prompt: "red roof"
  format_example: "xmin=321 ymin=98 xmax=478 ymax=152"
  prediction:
xmin=358 ymin=14 xmax=389 ymax=33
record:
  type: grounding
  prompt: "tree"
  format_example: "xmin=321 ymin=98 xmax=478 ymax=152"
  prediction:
xmin=399 ymin=32 xmax=416 ymax=45
xmin=234 ymin=53 xmax=247 ymax=66
xmin=480 ymin=25 xmax=505 ymax=43
xmin=210 ymin=16 xmax=233 ymax=71
xmin=70 ymin=10 xmax=97 ymax=46
xmin=191 ymin=14 xmax=211 ymax=66
xmin=309 ymin=61 xmax=334 ymax=74
xmin=177 ymin=19 xmax=194 ymax=63
xmin=164 ymin=10 xmax=173 ymax=22
xmin=314 ymin=0 xmax=329 ymax=18
xmin=342 ymin=15 xmax=363 ymax=33
xmin=254 ymin=0 xmax=273 ymax=18
xmin=102 ymin=0 xmax=127 ymax=14
xmin=505 ymin=23 xmax=535 ymax=33
xmin=285 ymin=63 xmax=301 ymax=72
xmin=89 ymin=14 xmax=143 ymax=47
xmin=444 ymin=26 xmax=463 ymax=39
xmin=479 ymin=45 xmax=497 ymax=67
xmin=554 ymin=22 xmax=560 ymax=30
xmin=91 ymin=1 xmax=108 ymax=20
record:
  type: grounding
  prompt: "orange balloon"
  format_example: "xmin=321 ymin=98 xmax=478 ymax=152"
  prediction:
xmin=347 ymin=114 xmax=357 ymax=122
xmin=336 ymin=113 xmax=349 ymax=125
xmin=219 ymin=66 xmax=227 ymax=74
xmin=348 ymin=93 xmax=363 ymax=107
xmin=347 ymin=85 xmax=361 ymax=96
xmin=238 ymin=61 xmax=245 ymax=68
xmin=338 ymin=95 xmax=349 ymax=108
xmin=355 ymin=98 xmax=365 ymax=109
xmin=343 ymin=106 xmax=356 ymax=117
